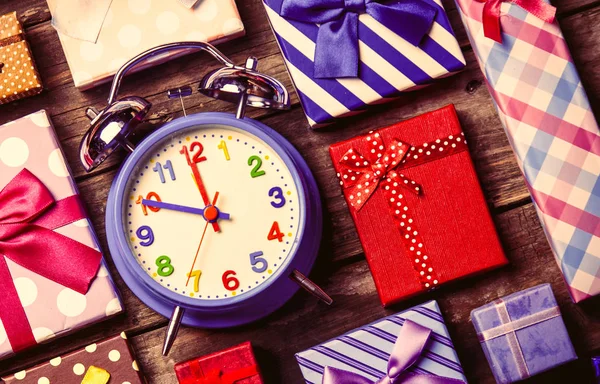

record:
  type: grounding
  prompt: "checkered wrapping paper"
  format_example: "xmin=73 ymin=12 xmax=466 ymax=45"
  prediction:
xmin=456 ymin=0 xmax=600 ymax=302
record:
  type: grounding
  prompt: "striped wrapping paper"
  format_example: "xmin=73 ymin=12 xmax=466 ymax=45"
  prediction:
xmin=262 ymin=0 xmax=466 ymax=128
xmin=455 ymin=0 xmax=600 ymax=302
xmin=295 ymin=300 xmax=466 ymax=384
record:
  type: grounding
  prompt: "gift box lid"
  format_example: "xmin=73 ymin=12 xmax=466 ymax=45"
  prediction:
xmin=48 ymin=0 xmax=245 ymax=89
xmin=0 ymin=12 xmax=43 ymax=104
xmin=471 ymin=284 xmax=577 ymax=383
xmin=329 ymin=105 xmax=508 ymax=306
xmin=295 ymin=300 xmax=466 ymax=383
xmin=1 ymin=333 xmax=146 ymax=383
xmin=454 ymin=0 xmax=600 ymax=304
xmin=174 ymin=341 xmax=263 ymax=384
xmin=263 ymin=0 xmax=466 ymax=127
xmin=0 ymin=110 xmax=123 ymax=360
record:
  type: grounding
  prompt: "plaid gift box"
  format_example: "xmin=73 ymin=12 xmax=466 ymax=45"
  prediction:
xmin=456 ymin=0 xmax=600 ymax=302
xmin=263 ymin=0 xmax=466 ymax=128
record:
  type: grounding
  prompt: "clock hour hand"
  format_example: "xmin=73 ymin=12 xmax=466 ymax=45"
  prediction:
xmin=141 ymin=199 xmax=231 ymax=220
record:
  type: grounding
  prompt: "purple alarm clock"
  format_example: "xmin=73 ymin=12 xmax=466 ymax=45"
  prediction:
xmin=79 ymin=42 xmax=328 ymax=355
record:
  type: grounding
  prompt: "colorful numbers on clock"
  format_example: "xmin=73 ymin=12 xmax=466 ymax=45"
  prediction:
xmin=187 ymin=270 xmax=202 ymax=293
xmin=136 ymin=226 xmax=154 ymax=246
xmin=268 ymin=221 xmax=284 ymax=242
xmin=136 ymin=192 xmax=161 ymax=216
xmin=153 ymin=160 xmax=176 ymax=183
xmin=218 ymin=140 xmax=230 ymax=161
xmin=269 ymin=187 xmax=285 ymax=208
xmin=156 ymin=255 xmax=174 ymax=277
xmin=180 ymin=142 xmax=207 ymax=165
xmin=250 ymin=251 xmax=268 ymax=273
xmin=248 ymin=155 xmax=265 ymax=178
xmin=222 ymin=270 xmax=240 ymax=291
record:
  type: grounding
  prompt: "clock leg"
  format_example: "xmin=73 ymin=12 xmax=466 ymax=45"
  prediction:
xmin=162 ymin=305 xmax=185 ymax=356
xmin=290 ymin=269 xmax=333 ymax=306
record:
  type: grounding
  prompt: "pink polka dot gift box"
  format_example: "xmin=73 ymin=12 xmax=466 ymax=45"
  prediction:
xmin=0 ymin=110 xmax=123 ymax=360
xmin=1 ymin=332 xmax=146 ymax=383
xmin=46 ymin=0 xmax=245 ymax=90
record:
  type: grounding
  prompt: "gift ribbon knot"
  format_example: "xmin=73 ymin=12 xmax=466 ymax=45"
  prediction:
xmin=276 ymin=0 xmax=438 ymax=78
xmin=0 ymin=169 xmax=102 ymax=352
xmin=477 ymin=300 xmax=561 ymax=380
xmin=322 ymin=319 xmax=466 ymax=384
xmin=336 ymin=130 xmax=468 ymax=289
xmin=476 ymin=0 xmax=556 ymax=43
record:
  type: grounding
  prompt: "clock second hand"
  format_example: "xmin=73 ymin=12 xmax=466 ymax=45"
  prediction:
xmin=186 ymin=191 xmax=219 ymax=287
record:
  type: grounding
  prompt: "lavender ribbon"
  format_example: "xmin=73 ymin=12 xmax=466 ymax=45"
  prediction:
xmin=274 ymin=0 xmax=437 ymax=78
xmin=322 ymin=320 xmax=466 ymax=384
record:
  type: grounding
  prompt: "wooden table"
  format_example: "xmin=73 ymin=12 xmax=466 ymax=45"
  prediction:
xmin=1 ymin=1 xmax=599 ymax=382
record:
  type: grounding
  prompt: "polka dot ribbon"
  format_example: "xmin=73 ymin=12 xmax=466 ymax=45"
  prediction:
xmin=336 ymin=130 xmax=468 ymax=289
xmin=0 ymin=169 xmax=102 ymax=353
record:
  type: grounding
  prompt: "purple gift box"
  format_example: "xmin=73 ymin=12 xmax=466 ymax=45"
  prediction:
xmin=0 ymin=110 xmax=123 ymax=360
xmin=593 ymin=356 xmax=600 ymax=384
xmin=471 ymin=284 xmax=577 ymax=383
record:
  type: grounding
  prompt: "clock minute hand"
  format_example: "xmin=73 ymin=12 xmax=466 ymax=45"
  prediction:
xmin=141 ymin=199 xmax=231 ymax=220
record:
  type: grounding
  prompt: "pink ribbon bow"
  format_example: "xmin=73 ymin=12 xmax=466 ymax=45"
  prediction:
xmin=0 ymin=169 xmax=102 ymax=352
xmin=322 ymin=320 xmax=466 ymax=384
xmin=476 ymin=0 xmax=556 ymax=43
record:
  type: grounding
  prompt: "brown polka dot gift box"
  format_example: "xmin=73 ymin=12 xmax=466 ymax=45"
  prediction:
xmin=1 ymin=333 xmax=146 ymax=384
xmin=0 ymin=12 xmax=43 ymax=104
xmin=329 ymin=105 xmax=509 ymax=306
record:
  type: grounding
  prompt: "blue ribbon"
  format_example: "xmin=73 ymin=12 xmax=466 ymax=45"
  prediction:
xmin=275 ymin=0 xmax=438 ymax=79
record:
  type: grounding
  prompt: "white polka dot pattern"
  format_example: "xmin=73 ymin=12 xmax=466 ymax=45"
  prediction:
xmin=0 ymin=111 xmax=123 ymax=359
xmin=73 ymin=363 xmax=85 ymax=375
xmin=51 ymin=1 xmax=245 ymax=88
xmin=0 ymin=12 xmax=43 ymax=104
xmin=335 ymin=130 xmax=469 ymax=289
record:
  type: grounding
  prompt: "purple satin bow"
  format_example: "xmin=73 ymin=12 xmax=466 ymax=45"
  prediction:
xmin=322 ymin=320 xmax=466 ymax=384
xmin=275 ymin=0 xmax=437 ymax=78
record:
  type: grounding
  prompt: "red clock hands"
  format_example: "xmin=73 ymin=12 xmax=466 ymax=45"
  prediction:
xmin=180 ymin=141 xmax=220 ymax=232
xmin=186 ymin=191 xmax=220 ymax=288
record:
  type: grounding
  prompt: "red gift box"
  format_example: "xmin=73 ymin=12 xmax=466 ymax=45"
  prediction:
xmin=329 ymin=105 xmax=508 ymax=306
xmin=174 ymin=342 xmax=263 ymax=384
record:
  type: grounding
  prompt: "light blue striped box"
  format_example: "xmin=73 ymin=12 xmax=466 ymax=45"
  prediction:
xmin=263 ymin=0 xmax=466 ymax=128
xmin=295 ymin=300 xmax=467 ymax=383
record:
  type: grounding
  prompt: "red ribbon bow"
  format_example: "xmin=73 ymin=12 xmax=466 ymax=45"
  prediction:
xmin=477 ymin=0 xmax=556 ymax=43
xmin=337 ymin=130 xmax=468 ymax=289
xmin=0 ymin=169 xmax=102 ymax=352
xmin=181 ymin=365 xmax=260 ymax=384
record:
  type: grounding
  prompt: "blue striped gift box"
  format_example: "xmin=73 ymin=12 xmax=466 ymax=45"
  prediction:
xmin=263 ymin=0 xmax=466 ymax=128
xmin=295 ymin=300 xmax=467 ymax=383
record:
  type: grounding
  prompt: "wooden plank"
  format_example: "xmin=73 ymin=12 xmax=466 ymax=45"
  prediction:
xmin=1 ymin=0 xmax=600 ymax=382
xmin=123 ymin=202 xmax=599 ymax=384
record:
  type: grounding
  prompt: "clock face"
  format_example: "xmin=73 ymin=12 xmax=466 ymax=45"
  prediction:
xmin=122 ymin=124 xmax=302 ymax=302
